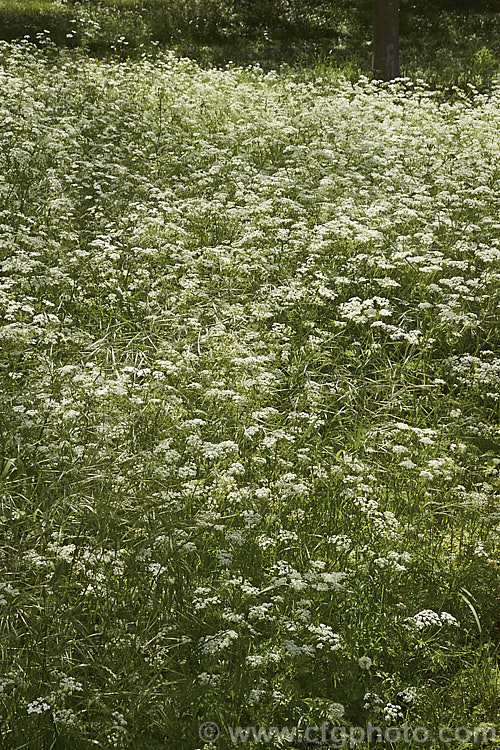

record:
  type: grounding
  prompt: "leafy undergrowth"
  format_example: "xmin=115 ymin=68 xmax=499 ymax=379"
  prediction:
xmin=0 ymin=0 xmax=499 ymax=84
xmin=0 ymin=40 xmax=499 ymax=749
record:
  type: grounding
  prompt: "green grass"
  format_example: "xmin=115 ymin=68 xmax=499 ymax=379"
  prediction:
xmin=0 ymin=8 xmax=499 ymax=750
xmin=0 ymin=0 xmax=499 ymax=83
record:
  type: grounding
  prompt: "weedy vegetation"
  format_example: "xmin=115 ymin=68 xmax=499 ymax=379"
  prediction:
xmin=0 ymin=2 xmax=499 ymax=749
xmin=0 ymin=0 xmax=499 ymax=80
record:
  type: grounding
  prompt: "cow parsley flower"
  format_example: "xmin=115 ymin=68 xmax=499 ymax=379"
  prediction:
xmin=404 ymin=609 xmax=459 ymax=630
xmin=358 ymin=656 xmax=373 ymax=670
xmin=27 ymin=698 xmax=51 ymax=714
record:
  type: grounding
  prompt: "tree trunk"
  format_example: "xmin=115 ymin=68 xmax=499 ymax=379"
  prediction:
xmin=373 ymin=0 xmax=400 ymax=80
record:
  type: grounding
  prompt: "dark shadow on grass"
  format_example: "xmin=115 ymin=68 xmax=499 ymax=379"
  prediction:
xmin=0 ymin=3 xmax=368 ymax=73
xmin=0 ymin=7 xmax=76 ymax=46
xmin=0 ymin=0 xmax=498 ymax=87
xmin=172 ymin=39 xmax=369 ymax=75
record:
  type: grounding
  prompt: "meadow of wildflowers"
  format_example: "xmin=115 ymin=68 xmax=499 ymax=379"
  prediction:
xmin=0 ymin=38 xmax=499 ymax=748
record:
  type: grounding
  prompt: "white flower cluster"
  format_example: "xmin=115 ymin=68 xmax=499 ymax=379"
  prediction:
xmin=358 ymin=656 xmax=373 ymax=670
xmin=27 ymin=698 xmax=51 ymax=715
xmin=197 ymin=672 xmax=220 ymax=687
xmin=338 ymin=296 xmax=392 ymax=324
xmin=373 ymin=551 xmax=411 ymax=573
xmin=200 ymin=629 xmax=239 ymax=655
xmin=398 ymin=687 xmax=417 ymax=704
xmin=404 ymin=609 xmax=459 ymax=630
xmin=384 ymin=703 xmax=404 ymax=721
xmin=281 ymin=639 xmax=315 ymax=658
xmin=307 ymin=623 xmax=341 ymax=651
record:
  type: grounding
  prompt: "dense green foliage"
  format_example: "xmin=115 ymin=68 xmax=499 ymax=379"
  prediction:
xmin=0 ymin=0 xmax=499 ymax=83
xmin=0 ymin=32 xmax=499 ymax=748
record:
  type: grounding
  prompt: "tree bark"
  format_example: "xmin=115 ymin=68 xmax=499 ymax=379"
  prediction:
xmin=373 ymin=0 xmax=400 ymax=81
